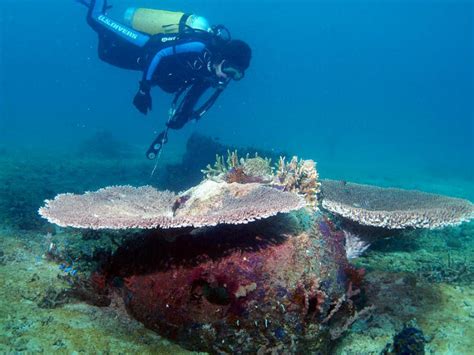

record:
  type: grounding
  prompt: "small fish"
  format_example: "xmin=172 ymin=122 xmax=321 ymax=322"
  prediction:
xmin=172 ymin=195 xmax=190 ymax=214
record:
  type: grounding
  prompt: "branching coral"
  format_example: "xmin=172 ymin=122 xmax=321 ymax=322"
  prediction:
xmin=201 ymin=153 xmax=228 ymax=179
xmin=202 ymin=152 xmax=321 ymax=209
xmin=201 ymin=150 xmax=273 ymax=184
xmin=273 ymin=156 xmax=321 ymax=208
xmin=201 ymin=150 xmax=241 ymax=179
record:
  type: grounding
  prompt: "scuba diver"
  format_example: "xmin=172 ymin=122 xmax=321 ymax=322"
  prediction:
xmin=77 ymin=0 xmax=251 ymax=159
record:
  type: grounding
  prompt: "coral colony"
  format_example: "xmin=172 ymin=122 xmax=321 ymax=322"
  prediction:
xmin=39 ymin=152 xmax=474 ymax=353
xmin=321 ymin=179 xmax=474 ymax=229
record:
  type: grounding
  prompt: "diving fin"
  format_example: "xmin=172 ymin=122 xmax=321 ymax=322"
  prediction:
xmin=146 ymin=129 xmax=169 ymax=160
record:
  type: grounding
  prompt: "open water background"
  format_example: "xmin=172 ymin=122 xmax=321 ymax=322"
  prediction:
xmin=0 ymin=0 xmax=472 ymax=195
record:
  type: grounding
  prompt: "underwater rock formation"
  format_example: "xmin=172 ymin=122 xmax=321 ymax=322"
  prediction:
xmin=321 ymin=179 xmax=474 ymax=229
xmin=382 ymin=322 xmax=427 ymax=355
xmin=91 ymin=214 xmax=355 ymax=353
xmin=77 ymin=130 xmax=135 ymax=159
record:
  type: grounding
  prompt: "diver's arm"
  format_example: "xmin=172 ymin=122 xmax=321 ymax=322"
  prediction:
xmin=142 ymin=42 xmax=207 ymax=85
xmin=133 ymin=42 xmax=207 ymax=115
xmin=133 ymin=80 xmax=153 ymax=115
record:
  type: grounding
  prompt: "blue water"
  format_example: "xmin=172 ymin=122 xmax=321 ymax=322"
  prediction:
xmin=1 ymin=0 xmax=473 ymax=194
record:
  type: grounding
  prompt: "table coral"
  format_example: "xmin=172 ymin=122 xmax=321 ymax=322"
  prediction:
xmin=321 ymin=179 xmax=474 ymax=229
xmin=38 ymin=180 xmax=306 ymax=229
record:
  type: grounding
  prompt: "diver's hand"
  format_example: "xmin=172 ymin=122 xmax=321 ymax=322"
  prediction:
xmin=133 ymin=81 xmax=152 ymax=115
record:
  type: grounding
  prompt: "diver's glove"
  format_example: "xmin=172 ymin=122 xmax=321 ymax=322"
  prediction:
xmin=133 ymin=80 xmax=152 ymax=115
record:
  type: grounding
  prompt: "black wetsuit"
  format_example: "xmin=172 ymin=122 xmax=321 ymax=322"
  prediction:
xmin=86 ymin=0 xmax=225 ymax=129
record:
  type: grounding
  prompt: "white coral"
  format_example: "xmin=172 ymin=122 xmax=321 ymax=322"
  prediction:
xmin=343 ymin=230 xmax=370 ymax=259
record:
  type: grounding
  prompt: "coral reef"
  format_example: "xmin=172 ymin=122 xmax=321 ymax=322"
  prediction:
xmin=321 ymin=179 xmax=474 ymax=229
xmin=2 ymin=134 xmax=288 ymax=231
xmin=242 ymin=156 xmax=274 ymax=181
xmin=164 ymin=134 xmax=288 ymax=191
xmin=35 ymin=152 xmax=363 ymax=352
xmin=274 ymin=156 xmax=321 ymax=208
xmin=32 ymin=138 xmax=474 ymax=353
xmin=4 ymin=133 xmax=474 ymax=353
xmin=417 ymin=252 xmax=473 ymax=284
xmin=202 ymin=150 xmax=273 ymax=184
xmin=203 ymin=151 xmax=321 ymax=209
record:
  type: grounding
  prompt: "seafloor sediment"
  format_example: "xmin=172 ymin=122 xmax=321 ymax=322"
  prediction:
xmin=1 ymin=138 xmax=473 ymax=353
xmin=0 ymin=229 xmax=193 ymax=354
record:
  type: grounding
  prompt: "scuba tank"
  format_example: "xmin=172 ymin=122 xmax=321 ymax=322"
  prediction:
xmin=123 ymin=8 xmax=211 ymax=35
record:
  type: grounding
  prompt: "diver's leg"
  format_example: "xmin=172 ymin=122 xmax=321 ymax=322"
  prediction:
xmin=85 ymin=0 xmax=149 ymax=69
xmin=88 ymin=0 xmax=109 ymax=21
xmin=86 ymin=0 xmax=149 ymax=48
